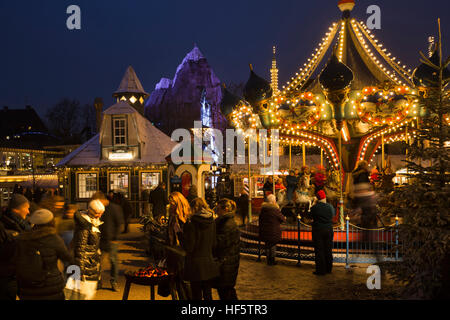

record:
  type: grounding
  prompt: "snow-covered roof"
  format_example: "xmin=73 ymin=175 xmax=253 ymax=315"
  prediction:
xmin=114 ymin=66 xmax=149 ymax=96
xmin=57 ymin=101 xmax=177 ymax=167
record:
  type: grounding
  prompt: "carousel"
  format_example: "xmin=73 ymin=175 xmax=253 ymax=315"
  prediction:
xmin=220 ymin=0 xmax=450 ymax=231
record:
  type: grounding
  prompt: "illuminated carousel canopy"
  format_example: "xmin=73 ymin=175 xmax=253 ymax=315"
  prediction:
xmin=219 ymin=0 xmax=448 ymax=172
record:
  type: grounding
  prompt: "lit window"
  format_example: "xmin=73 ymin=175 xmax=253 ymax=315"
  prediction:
xmin=109 ymin=172 xmax=129 ymax=198
xmin=113 ymin=117 xmax=127 ymax=146
xmin=141 ymin=172 xmax=160 ymax=190
xmin=78 ymin=173 xmax=97 ymax=199
xmin=139 ymin=97 xmax=144 ymax=104
xmin=129 ymin=96 xmax=137 ymax=104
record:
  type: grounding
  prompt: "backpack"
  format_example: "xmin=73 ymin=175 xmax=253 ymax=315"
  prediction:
xmin=16 ymin=240 xmax=47 ymax=287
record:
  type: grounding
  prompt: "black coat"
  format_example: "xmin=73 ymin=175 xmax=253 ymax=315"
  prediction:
xmin=310 ymin=201 xmax=336 ymax=230
xmin=16 ymin=226 xmax=73 ymax=300
xmin=182 ymin=209 xmax=219 ymax=282
xmin=352 ymin=169 xmax=370 ymax=185
xmin=258 ymin=202 xmax=286 ymax=245
xmin=213 ymin=213 xmax=240 ymax=288
xmin=0 ymin=221 xmax=17 ymax=278
xmin=99 ymin=203 xmax=124 ymax=251
xmin=0 ymin=210 xmax=32 ymax=234
xmin=73 ymin=211 xmax=102 ymax=281
xmin=149 ymin=186 xmax=168 ymax=218
xmin=236 ymin=194 xmax=249 ymax=219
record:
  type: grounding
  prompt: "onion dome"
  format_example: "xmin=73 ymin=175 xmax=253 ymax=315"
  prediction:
xmin=243 ymin=65 xmax=273 ymax=106
xmin=220 ymin=86 xmax=241 ymax=117
xmin=412 ymin=50 xmax=450 ymax=88
xmin=319 ymin=53 xmax=354 ymax=92
xmin=338 ymin=0 xmax=355 ymax=12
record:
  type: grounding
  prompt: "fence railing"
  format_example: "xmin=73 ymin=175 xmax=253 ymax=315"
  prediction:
xmin=239 ymin=215 xmax=401 ymax=267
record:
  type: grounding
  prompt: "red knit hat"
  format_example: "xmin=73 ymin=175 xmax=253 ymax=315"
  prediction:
xmin=317 ymin=190 xmax=326 ymax=200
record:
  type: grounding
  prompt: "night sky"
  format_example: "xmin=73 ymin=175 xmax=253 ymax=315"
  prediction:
xmin=1 ymin=0 xmax=449 ymax=117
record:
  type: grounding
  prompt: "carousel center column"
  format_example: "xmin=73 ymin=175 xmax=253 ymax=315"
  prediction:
xmin=318 ymin=52 xmax=354 ymax=229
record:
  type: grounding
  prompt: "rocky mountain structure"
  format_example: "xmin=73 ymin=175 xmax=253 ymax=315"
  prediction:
xmin=144 ymin=45 xmax=226 ymax=137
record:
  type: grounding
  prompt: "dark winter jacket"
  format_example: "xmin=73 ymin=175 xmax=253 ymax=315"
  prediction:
xmin=0 ymin=210 xmax=32 ymax=234
xmin=263 ymin=181 xmax=273 ymax=196
xmin=73 ymin=211 xmax=102 ymax=281
xmin=352 ymin=168 xmax=370 ymax=185
xmin=213 ymin=213 xmax=240 ymax=288
xmin=182 ymin=208 xmax=220 ymax=282
xmin=258 ymin=202 xmax=286 ymax=245
xmin=310 ymin=201 xmax=336 ymax=230
xmin=0 ymin=221 xmax=17 ymax=278
xmin=16 ymin=226 xmax=73 ymax=300
xmin=99 ymin=203 xmax=124 ymax=251
xmin=236 ymin=194 xmax=249 ymax=219
xmin=286 ymin=175 xmax=299 ymax=201
xmin=149 ymin=186 xmax=168 ymax=218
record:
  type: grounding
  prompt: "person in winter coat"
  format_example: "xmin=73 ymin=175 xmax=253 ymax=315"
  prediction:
xmin=149 ymin=182 xmax=169 ymax=221
xmin=0 ymin=194 xmax=31 ymax=300
xmin=213 ymin=199 xmax=240 ymax=300
xmin=57 ymin=204 xmax=77 ymax=249
xmin=73 ymin=199 xmax=104 ymax=289
xmin=167 ymin=191 xmax=191 ymax=300
xmin=262 ymin=177 xmax=274 ymax=200
xmin=1 ymin=194 xmax=32 ymax=233
xmin=286 ymin=170 xmax=299 ymax=202
xmin=15 ymin=209 xmax=73 ymax=300
xmin=236 ymin=191 xmax=249 ymax=226
xmin=0 ymin=220 xmax=18 ymax=300
xmin=185 ymin=185 xmax=198 ymax=204
xmin=309 ymin=190 xmax=336 ymax=275
xmin=258 ymin=194 xmax=286 ymax=265
xmin=352 ymin=160 xmax=377 ymax=229
xmin=93 ymin=192 xmax=124 ymax=291
xmin=183 ymin=197 xmax=219 ymax=300
xmin=115 ymin=193 xmax=132 ymax=234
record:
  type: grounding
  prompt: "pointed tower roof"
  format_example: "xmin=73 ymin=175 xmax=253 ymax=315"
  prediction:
xmin=114 ymin=66 xmax=149 ymax=96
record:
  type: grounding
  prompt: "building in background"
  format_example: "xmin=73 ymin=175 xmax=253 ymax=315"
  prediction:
xmin=0 ymin=106 xmax=77 ymax=207
xmin=57 ymin=101 xmax=177 ymax=215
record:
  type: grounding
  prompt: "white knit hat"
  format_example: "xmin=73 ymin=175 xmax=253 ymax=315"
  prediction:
xmin=88 ymin=199 xmax=105 ymax=214
xmin=29 ymin=209 xmax=54 ymax=225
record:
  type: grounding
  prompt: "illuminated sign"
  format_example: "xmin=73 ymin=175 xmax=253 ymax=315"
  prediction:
xmin=109 ymin=152 xmax=133 ymax=160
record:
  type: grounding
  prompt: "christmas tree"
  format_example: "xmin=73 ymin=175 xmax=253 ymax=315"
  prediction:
xmin=380 ymin=20 xmax=450 ymax=299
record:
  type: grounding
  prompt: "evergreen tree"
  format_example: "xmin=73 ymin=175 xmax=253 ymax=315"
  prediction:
xmin=380 ymin=21 xmax=450 ymax=299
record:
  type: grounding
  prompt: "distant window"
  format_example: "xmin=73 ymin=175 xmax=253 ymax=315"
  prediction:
xmin=113 ymin=117 xmax=127 ymax=146
xmin=141 ymin=172 xmax=160 ymax=191
xmin=78 ymin=173 xmax=97 ymax=199
xmin=109 ymin=172 xmax=129 ymax=198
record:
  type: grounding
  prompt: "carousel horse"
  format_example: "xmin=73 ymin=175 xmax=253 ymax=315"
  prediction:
xmin=323 ymin=169 xmax=341 ymax=209
xmin=293 ymin=174 xmax=315 ymax=216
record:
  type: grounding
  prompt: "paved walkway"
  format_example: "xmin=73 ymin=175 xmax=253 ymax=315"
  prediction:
xmin=94 ymin=223 xmax=400 ymax=300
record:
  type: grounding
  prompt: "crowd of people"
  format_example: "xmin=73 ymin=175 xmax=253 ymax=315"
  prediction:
xmin=153 ymin=187 xmax=241 ymax=301
xmin=0 ymin=185 xmax=133 ymax=300
xmin=0 ymin=162 xmax=380 ymax=300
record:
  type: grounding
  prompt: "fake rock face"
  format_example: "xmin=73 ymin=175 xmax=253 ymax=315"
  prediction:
xmin=144 ymin=46 xmax=226 ymax=136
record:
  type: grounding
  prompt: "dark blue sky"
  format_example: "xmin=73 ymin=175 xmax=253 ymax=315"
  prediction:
xmin=1 ymin=0 xmax=449 ymax=117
